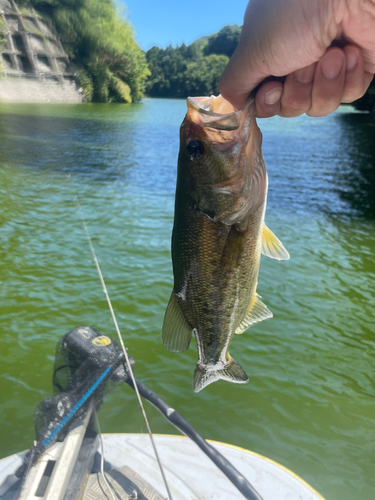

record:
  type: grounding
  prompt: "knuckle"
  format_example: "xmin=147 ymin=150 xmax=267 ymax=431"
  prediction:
xmin=306 ymin=102 xmax=338 ymax=117
xmin=342 ymin=84 xmax=367 ymax=103
xmin=282 ymin=95 xmax=310 ymax=112
xmin=311 ymin=92 xmax=341 ymax=110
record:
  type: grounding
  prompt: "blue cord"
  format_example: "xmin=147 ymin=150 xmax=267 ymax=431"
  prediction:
xmin=43 ymin=365 xmax=112 ymax=447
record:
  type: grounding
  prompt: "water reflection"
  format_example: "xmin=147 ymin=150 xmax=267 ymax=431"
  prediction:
xmin=334 ymin=112 xmax=375 ymax=220
xmin=0 ymin=104 xmax=180 ymax=196
xmin=0 ymin=109 xmax=135 ymax=182
xmin=260 ymin=109 xmax=375 ymax=221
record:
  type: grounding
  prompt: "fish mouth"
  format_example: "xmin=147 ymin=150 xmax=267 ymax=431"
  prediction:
xmin=188 ymin=95 xmax=237 ymax=115
xmin=187 ymin=94 xmax=254 ymax=132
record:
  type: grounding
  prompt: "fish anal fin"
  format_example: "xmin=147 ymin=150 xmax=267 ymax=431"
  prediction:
xmin=235 ymin=294 xmax=273 ymax=334
xmin=162 ymin=291 xmax=192 ymax=353
xmin=193 ymin=357 xmax=248 ymax=393
xmin=262 ymin=224 xmax=290 ymax=261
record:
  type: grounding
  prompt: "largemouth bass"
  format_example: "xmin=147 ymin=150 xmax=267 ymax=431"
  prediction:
xmin=163 ymin=94 xmax=289 ymax=393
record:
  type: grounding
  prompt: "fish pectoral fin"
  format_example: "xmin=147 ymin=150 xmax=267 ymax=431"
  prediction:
xmin=193 ymin=357 xmax=248 ymax=393
xmin=162 ymin=291 xmax=192 ymax=353
xmin=235 ymin=294 xmax=273 ymax=334
xmin=261 ymin=224 xmax=290 ymax=261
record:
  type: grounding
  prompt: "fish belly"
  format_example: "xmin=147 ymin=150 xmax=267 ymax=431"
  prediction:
xmin=171 ymin=197 xmax=265 ymax=391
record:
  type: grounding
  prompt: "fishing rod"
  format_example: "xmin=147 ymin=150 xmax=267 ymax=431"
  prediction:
xmin=71 ymin=182 xmax=174 ymax=500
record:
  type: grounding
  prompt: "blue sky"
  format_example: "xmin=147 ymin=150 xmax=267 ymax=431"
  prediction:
xmin=121 ymin=0 xmax=246 ymax=50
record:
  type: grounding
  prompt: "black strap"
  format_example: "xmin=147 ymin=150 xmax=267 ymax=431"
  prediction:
xmin=126 ymin=377 xmax=263 ymax=500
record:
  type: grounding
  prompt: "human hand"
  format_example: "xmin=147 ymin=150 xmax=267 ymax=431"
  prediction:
xmin=219 ymin=0 xmax=375 ymax=117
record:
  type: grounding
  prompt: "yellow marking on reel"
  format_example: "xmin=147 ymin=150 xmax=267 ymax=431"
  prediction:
xmin=92 ymin=336 xmax=111 ymax=347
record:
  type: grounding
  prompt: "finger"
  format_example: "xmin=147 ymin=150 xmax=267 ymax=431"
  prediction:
xmin=219 ymin=77 xmax=250 ymax=112
xmin=254 ymin=81 xmax=283 ymax=118
xmin=342 ymin=45 xmax=367 ymax=103
xmin=307 ymin=48 xmax=346 ymax=117
xmin=278 ymin=62 xmax=316 ymax=117
xmin=219 ymin=33 xmax=269 ymax=112
xmin=219 ymin=48 xmax=263 ymax=111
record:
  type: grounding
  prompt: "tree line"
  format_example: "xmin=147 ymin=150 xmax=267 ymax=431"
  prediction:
xmin=144 ymin=23 xmax=375 ymax=113
xmin=8 ymin=1 xmax=375 ymax=111
xmin=145 ymin=25 xmax=241 ymax=99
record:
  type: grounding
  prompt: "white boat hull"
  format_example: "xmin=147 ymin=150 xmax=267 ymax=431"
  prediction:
xmin=0 ymin=433 xmax=325 ymax=500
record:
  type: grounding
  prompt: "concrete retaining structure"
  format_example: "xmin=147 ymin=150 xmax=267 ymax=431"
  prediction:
xmin=0 ymin=78 xmax=83 ymax=103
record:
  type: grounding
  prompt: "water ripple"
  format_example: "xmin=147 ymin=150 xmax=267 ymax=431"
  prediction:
xmin=0 ymin=101 xmax=374 ymax=500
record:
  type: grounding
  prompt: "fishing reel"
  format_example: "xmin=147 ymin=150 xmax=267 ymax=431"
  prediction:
xmin=0 ymin=327 xmax=135 ymax=500
xmin=53 ymin=325 xmax=134 ymax=393
xmin=31 ymin=326 xmax=134 ymax=460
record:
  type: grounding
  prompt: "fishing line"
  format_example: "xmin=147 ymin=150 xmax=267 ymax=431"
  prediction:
xmin=69 ymin=176 xmax=173 ymax=500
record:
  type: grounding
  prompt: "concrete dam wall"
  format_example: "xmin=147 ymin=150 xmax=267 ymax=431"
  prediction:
xmin=0 ymin=0 xmax=83 ymax=103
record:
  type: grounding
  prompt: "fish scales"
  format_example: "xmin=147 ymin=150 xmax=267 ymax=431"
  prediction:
xmin=163 ymin=95 xmax=289 ymax=392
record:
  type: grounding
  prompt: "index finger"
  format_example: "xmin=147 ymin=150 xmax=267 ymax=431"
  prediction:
xmin=219 ymin=48 xmax=265 ymax=111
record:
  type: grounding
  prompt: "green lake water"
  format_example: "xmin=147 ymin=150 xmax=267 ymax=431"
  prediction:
xmin=0 ymin=99 xmax=374 ymax=500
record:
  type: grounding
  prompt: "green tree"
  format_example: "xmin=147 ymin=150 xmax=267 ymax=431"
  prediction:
xmin=145 ymin=25 xmax=242 ymax=99
xmin=203 ymin=25 xmax=242 ymax=58
xmin=146 ymin=45 xmax=189 ymax=98
xmin=184 ymin=54 xmax=229 ymax=96
xmin=146 ymin=42 xmax=229 ymax=98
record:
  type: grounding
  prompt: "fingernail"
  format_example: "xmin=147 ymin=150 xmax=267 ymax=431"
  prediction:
xmin=294 ymin=64 xmax=315 ymax=84
xmin=321 ymin=51 xmax=345 ymax=80
xmin=264 ymin=87 xmax=282 ymax=105
xmin=346 ymin=47 xmax=359 ymax=72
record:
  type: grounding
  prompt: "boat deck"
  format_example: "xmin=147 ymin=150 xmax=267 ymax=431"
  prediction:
xmin=0 ymin=433 xmax=325 ymax=500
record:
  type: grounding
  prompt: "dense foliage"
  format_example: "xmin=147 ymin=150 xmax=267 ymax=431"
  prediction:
xmin=18 ymin=0 xmax=149 ymax=102
xmin=353 ymin=79 xmax=375 ymax=114
xmin=203 ymin=24 xmax=242 ymax=58
xmin=145 ymin=25 xmax=241 ymax=98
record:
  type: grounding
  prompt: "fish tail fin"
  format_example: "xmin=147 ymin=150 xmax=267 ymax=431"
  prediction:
xmin=193 ymin=357 xmax=249 ymax=393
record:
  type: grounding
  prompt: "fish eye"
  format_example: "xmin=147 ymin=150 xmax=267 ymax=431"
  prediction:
xmin=187 ymin=139 xmax=205 ymax=161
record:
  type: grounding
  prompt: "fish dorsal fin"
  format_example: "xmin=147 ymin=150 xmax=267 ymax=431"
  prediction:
xmin=235 ymin=294 xmax=273 ymax=334
xmin=261 ymin=224 xmax=290 ymax=261
xmin=162 ymin=291 xmax=192 ymax=352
